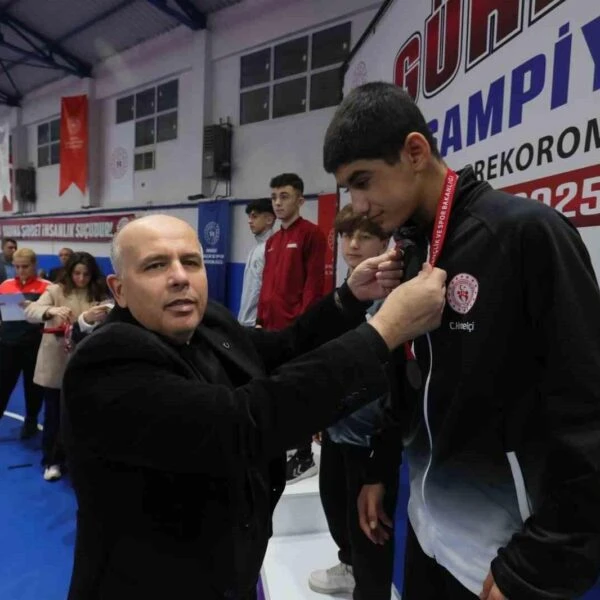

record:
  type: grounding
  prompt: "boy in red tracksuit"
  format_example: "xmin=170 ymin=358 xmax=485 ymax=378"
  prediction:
xmin=257 ymin=173 xmax=326 ymax=483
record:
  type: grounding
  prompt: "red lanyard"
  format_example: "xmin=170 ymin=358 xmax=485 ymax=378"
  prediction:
xmin=404 ymin=168 xmax=458 ymax=361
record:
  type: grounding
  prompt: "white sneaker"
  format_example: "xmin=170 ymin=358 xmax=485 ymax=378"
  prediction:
xmin=308 ymin=562 xmax=355 ymax=594
xmin=43 ymin=465 xmax=62 ymax=481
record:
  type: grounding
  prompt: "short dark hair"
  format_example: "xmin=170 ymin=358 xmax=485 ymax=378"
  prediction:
xmin=323 ymin=82 xmax=440 ymax=174
xmin=245 ymin=197 xmax=275 ymax=216
xmin=2 ymin=238 xmax=17 ymax=248
xmin=269 ymin=173 xmax=304 ymax=195
xmin=334 ymin=204 xmax=389 ymax=241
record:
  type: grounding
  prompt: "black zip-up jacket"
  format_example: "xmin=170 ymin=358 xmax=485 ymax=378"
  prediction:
xmin=367 ymin=166 xmax=600 ymax=599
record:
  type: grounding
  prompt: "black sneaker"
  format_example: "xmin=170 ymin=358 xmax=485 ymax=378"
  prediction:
xmin=285 ymin=453 xmax=318 ymax=484
xmin=20 ymin=420 xmax=39 ymax=440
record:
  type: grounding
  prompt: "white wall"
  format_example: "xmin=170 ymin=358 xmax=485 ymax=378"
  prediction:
xmin=0 ymin=0 xmax=378 ymax=218
xmin=210 ymin=0 xmax=379 ymax=197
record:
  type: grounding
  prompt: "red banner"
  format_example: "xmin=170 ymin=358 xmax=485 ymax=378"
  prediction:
xmin=0 ymin=214 xmax=135 ymax=242
xmin=317 ymin=193 xmax=338 ymax=294
xmin=59 ymin=95 xmax=88 ymax=196
xmin=502 ymin=164 xmax=600 ymax=228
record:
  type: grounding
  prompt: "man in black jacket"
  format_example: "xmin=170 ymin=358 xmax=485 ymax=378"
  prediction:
xmin=61 ymin=214 xmax=446 ymax=600
xmin=323 ymin=81 xmax=600 ymax=600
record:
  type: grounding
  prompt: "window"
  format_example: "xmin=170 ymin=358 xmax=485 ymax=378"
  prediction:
xmin=116 ymin=96 xmax=134 ymax=123
xmin=115 ymin=79 xmax=179 ymax=148
xmin=273 ymin=77 xmax=307 ymax=118
xmin=310 ymin=68 xmax=343 ymax=110
xmin=240 ymin=87 xmax=270 ymax=125
xmin=241 ymin=49 xmax=271 ymax=88
xmin=37 ymin=118 xmax=60 ymax=167
xmin=134 ymin=150 xmax=155 ymax=171
xmin=239 ymin=22 xmax=351 ymax=124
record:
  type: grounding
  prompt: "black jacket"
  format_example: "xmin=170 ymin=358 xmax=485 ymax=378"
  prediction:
xmin=368 ymin=167 xmax=600 ymax=599
xmin=62 ymin=286 xmax=390 ymax=600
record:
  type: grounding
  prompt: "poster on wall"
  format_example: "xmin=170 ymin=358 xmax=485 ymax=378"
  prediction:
xmin=59 ymin=94 xmax=88 ymax=196
xmin=198 ymin=201 xmax=230 ymax=304
xmin=105 ymin=121 xmax=134 ymax=206
xmin=317 ymin=193 xmax=338 ymax=294
xmin=340 ymin=0 xmax=600 ymax=278
xmin=0 ymin=214 xmax=135 ymax=242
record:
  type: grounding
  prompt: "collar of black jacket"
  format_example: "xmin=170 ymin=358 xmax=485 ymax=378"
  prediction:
xmin=394 ymin=165 xmax=491 ymax=242
xmin=103 ymin=302 xmax=265 ymax=380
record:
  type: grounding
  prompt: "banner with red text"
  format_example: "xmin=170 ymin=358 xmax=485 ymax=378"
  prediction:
xmin=59 ymin=95 xmax=88 ymax=196
xmin=343 ymin=0 xmax=600 ymax=277
xmin=318 ymin=193 xmax=338 ymax=294
xmin=0 ymin=214 xmax=135 ymax=242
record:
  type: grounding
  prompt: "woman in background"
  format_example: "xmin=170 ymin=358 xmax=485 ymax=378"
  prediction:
xmin=25 ymin=252 xmax=112 ymax=481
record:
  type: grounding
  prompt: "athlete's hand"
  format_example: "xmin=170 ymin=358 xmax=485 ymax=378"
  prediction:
xmin=357 ymin=483 xmax=393 ymax=545
xmin=480 ymin=572 xmax=506 ymax=600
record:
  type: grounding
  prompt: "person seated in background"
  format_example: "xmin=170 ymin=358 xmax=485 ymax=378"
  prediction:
xmin=0 ymin=237 xmax=17 ymax=283
xmin=309 ymin=205 xmax=397 ymax=600
xmin=61 ymin=214 xmax=446 ymax=600
xmin=48 ymin=247 xmax=74 ymax=283
xmin=0 ymin=248 xmax=49 ymax=439
xmin=24 ymin=251 xmax=112 ymax=482
xmin=257 ymin=172 xmax=327 ymax=483
xmin=238 ymin=198 xmax=275 ymax=327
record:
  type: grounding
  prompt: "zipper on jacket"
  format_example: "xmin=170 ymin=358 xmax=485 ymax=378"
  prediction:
xmin=506 ymin=451 xmax=532 ymax=522
xmin=420 ymin=333 xmax=436 ymax=551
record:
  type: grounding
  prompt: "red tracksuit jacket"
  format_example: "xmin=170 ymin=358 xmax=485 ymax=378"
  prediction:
xmin=257 ymin=217 xmax=326 ymax=330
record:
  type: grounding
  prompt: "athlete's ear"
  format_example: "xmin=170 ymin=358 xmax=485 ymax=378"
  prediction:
xmin=402 ymin=132 xmax=433 ymax=173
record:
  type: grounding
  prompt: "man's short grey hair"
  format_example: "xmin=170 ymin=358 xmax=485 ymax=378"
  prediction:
xmin=109 ymin=214 xmax=203 ymax=276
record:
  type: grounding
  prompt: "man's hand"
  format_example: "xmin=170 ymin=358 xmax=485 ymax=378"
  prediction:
xmin=480 ymin=572 xmax=506 ymax=600
xmin=82 ymin=305 xmax=110 ymax=325
xmin=347 ymin=247 xmax=404 ymax=301
xmin=368 ymin=263 xmax=447 ymax=350
xmin=357 ymin=483 xmax=392 ymax=545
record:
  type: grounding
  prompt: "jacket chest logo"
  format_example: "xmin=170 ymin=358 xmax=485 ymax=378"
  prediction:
xmin=447 ymin=273 xmax=479 ymax=314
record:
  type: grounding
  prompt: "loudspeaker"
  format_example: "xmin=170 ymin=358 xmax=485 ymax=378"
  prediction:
xmin=15 ymin=167 xmax=36 ymax=202
xmin=203 ymin=124 xmax=232 ymax=179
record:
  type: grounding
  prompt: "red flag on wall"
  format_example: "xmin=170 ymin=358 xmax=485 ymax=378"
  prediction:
xmin=59 ymin=95 xmax=88 ymax=196
xmin=317 ymin=193 xmax=338 ymax=294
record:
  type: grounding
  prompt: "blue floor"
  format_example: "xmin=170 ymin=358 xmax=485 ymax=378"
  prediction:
xmin=1 ymin=379 xmax=600 ymax=600
xmin=0 ymin=380 xmax=76 ymax=600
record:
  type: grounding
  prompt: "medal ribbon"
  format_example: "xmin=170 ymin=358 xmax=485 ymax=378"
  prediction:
xmin=404 ymin=168 xmax=458 ymax=362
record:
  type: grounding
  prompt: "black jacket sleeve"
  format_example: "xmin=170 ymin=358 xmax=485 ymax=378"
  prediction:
xmin=63 ymin=313 xmax=390 ymax=479
xmin=491 ymin=209 xmax=600 ymax=599
xmin=247 ymin=282 xmax=375 ymax=373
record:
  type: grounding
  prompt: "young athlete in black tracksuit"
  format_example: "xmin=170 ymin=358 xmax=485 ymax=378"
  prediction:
xmin=323 ymin=82 xmax=600 ymax=600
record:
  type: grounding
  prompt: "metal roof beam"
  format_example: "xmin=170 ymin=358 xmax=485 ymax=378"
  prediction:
xmin=0 ymin=86 xmax=20 ymax=106
xmin=146 ymin=0 xmax=207 ymax=30
xmin=0 ymin=13 xmax=92 ymax=77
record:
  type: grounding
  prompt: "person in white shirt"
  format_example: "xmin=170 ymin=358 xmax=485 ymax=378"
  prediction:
xmin=238 ymin=198 xmax=275 ymax=327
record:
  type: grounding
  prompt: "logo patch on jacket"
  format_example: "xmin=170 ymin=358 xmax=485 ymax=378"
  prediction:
xmin=447 ymin=273 xmax=478 ymax=314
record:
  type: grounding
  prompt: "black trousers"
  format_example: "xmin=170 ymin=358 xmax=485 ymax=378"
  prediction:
xmin=402 ymin=523 xmax=478 ymax=599
xmin=0 ymin=340 xmax=44 ymax=423
xmin=319 ymin=433 xmax=398 ymax=600
xmin=42 ymin=387 xmax=65 ymax=467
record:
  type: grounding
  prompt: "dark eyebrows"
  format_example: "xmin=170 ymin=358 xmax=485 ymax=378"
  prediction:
xmin=346 ymin=170 xmax=371 ymax=187
xmin=138 ymin=252 xmax=203 ymax=269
